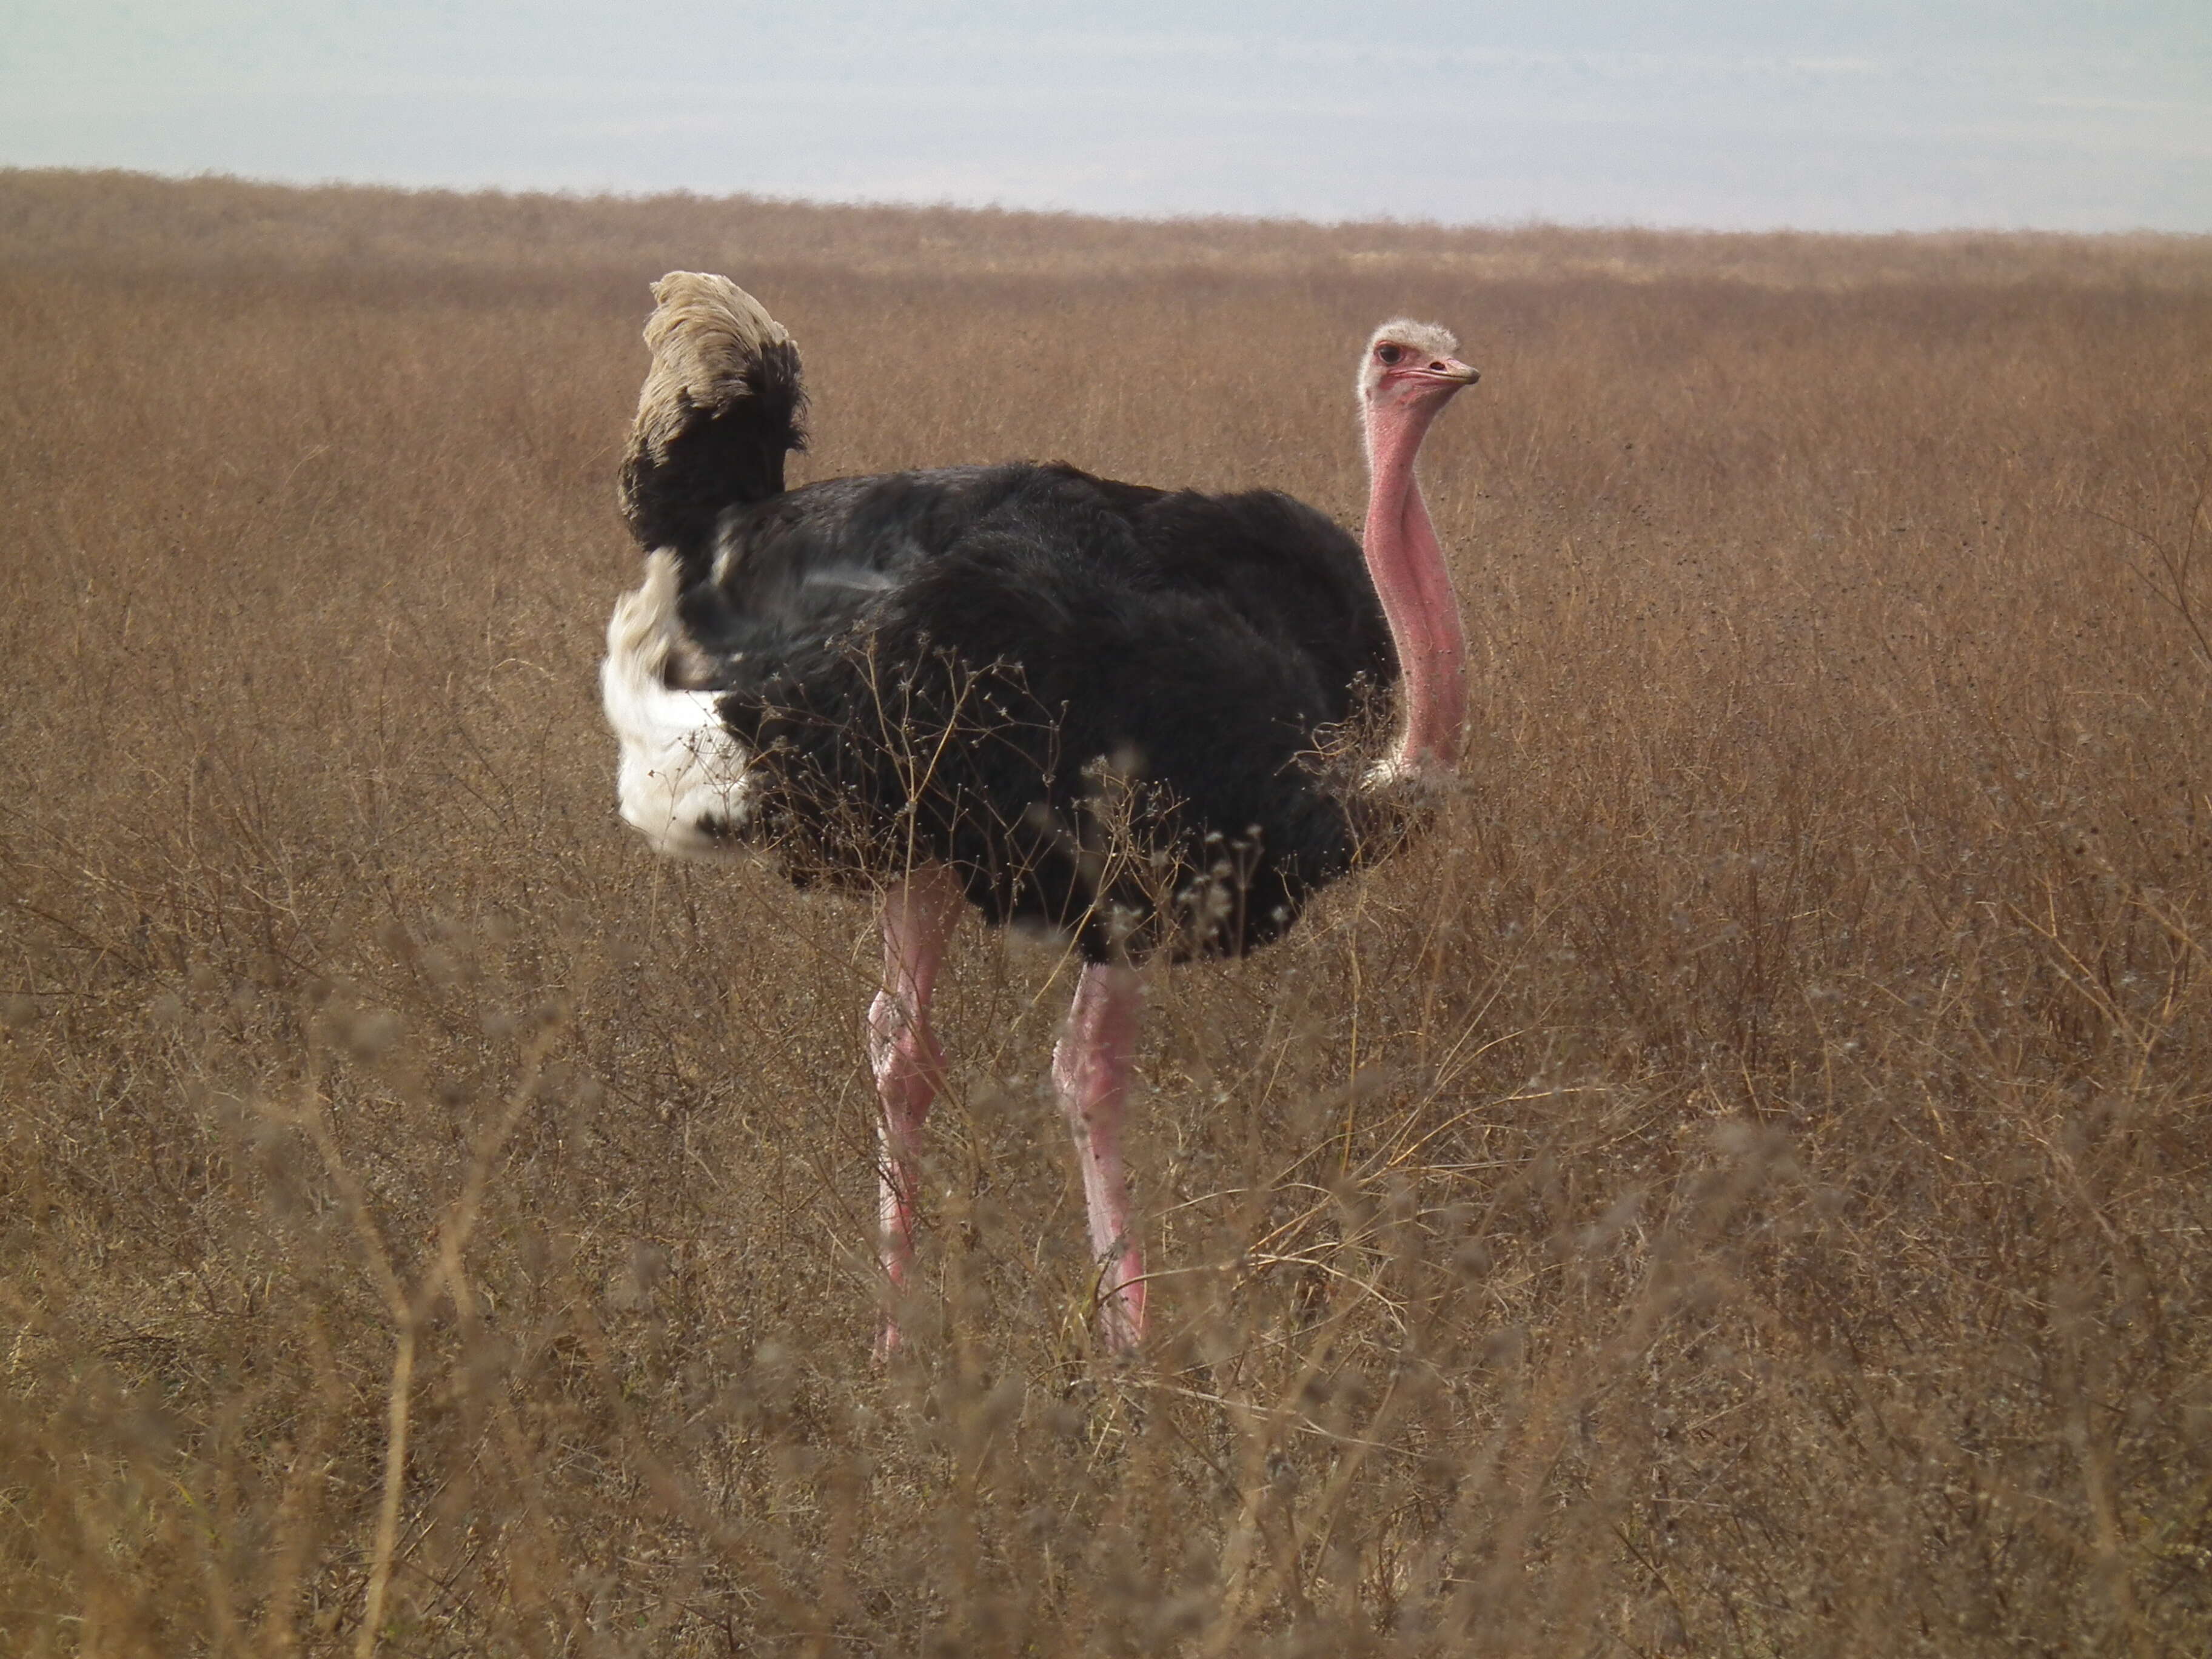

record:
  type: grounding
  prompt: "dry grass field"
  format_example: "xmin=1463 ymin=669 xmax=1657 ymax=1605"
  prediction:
xmin=4 ymin=168 xmax=2212 ymax=1656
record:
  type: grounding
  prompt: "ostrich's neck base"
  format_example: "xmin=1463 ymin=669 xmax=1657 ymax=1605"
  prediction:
xmin=1362 ymin=398 xmax=1469 ymax=780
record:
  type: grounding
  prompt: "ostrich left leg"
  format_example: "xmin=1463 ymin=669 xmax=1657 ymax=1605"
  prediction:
xmin=1053 ymin=962 xmax=1147 ymax=1350
xmin=868 ymin=864 xmax=965 ymax=1357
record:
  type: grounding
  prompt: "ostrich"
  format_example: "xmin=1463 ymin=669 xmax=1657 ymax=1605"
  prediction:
xmin=602 ymin=273 xmax=1478 ymax=1353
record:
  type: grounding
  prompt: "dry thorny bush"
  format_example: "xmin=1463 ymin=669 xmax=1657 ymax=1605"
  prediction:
xmin=3 ymin=171 xmax=2211 ymax=1655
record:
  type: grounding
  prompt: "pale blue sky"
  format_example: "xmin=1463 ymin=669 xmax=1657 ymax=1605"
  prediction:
xmin=4 ymin=2 xmax=2208 ymax=230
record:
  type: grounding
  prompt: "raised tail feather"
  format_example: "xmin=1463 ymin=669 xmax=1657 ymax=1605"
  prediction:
xmin=618 ymin=271 xmax=806 ymax=564
xmin=601 ymin=551 xmax=756 ymax=857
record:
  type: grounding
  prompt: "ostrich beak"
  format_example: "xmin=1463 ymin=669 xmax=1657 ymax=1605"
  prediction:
xmin=1435 ymin=358 xmax=1480 ymax=386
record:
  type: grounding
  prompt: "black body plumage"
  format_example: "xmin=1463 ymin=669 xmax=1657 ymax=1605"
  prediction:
xmin=618 ymin=302 xmax=1396 ymax=962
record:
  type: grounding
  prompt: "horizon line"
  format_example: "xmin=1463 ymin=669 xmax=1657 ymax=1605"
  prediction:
xmin=11 ymin=163 xmax=2209 ymax=247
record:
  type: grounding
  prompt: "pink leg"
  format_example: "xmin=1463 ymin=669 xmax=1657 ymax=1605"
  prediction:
xmin=1053 ymin=962 xmax=1147 ymax=1350
xmin=868 ymin=865 xmax=965 ymax=1358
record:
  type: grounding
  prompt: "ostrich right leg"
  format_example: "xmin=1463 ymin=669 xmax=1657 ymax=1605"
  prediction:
xmin=1053 ymin=962 xmax=1147 ymax=1351
xmin=868 ymin=865 xmax=965 ymax=1357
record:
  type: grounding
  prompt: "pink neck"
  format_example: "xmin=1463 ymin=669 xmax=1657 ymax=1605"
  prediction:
xmin=1362 ymin=398 xmax=1468 ymax=777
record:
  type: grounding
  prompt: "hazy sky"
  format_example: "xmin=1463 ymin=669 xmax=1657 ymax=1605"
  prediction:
xmin=5 ymin=1 xmax=2208 ymax=231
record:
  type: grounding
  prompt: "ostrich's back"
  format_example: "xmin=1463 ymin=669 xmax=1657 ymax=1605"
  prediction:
xmin=678 ymin=461 xmax=1394 ymax=957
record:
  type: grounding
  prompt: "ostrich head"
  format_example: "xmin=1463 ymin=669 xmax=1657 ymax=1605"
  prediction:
xmin=1358 ymin=320 xmax=1479 ymax=421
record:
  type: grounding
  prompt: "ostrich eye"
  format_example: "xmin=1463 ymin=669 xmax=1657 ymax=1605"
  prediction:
xmin=1377 ymin=344 xmax=1403 ymax=366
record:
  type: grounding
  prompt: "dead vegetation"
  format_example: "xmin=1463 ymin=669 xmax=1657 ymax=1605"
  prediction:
xmin=4 ymin=168 xmax=2211 ymax=1655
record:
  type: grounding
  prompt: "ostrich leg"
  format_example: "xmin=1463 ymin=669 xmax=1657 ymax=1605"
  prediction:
xmin=868 ymin=865 xmax=965 ymax=1356
xmin=1053 ymin=962 xmax=1147 ymax=1350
